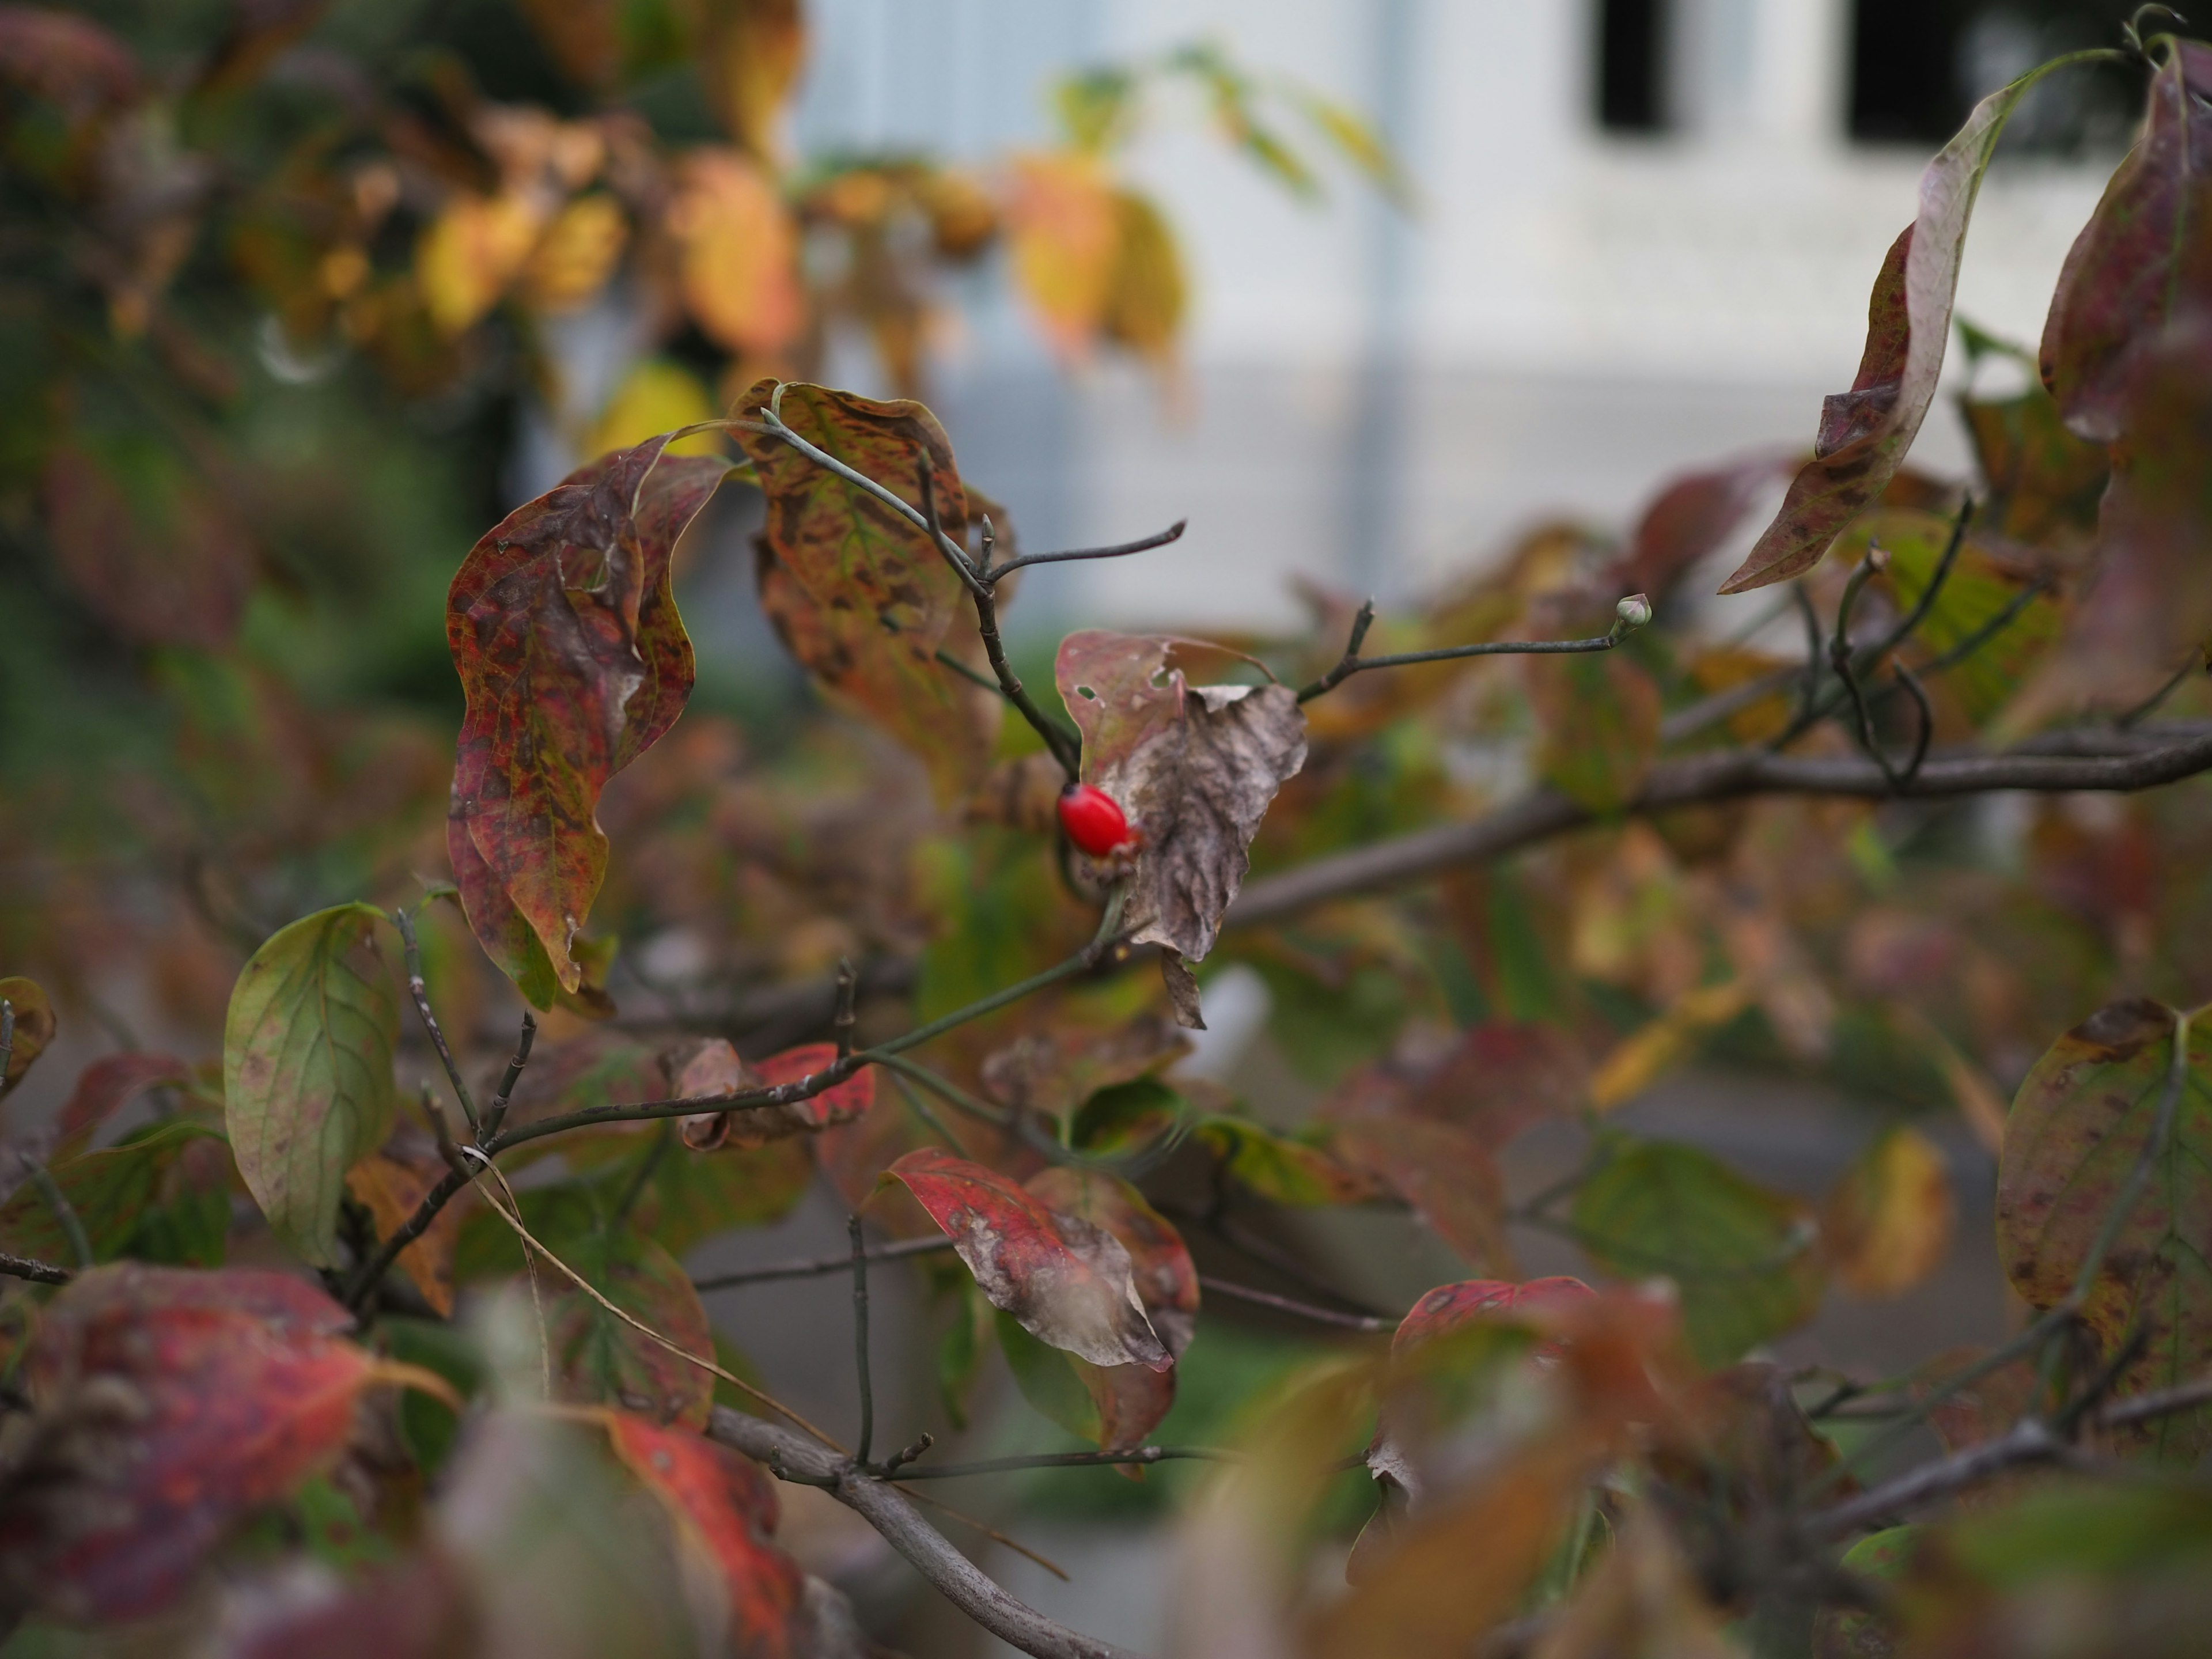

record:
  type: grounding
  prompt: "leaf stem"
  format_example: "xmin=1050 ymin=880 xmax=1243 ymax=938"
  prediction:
xmin=478 ymin=1010 xmax=536 ymax=1140
xmin=1295 ymin=596 xmax=1650 ymax=704
xmin=393 ymin=908 xmax=479 ymax=1133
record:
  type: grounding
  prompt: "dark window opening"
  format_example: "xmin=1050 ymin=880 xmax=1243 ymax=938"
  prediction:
xmin=1596 ymin=0 xmax=1669 ymax=132
xmin=1850 ymin=1 xmax=2147 ymax=151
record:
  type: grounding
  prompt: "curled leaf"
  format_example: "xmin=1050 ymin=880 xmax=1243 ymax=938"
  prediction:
xmin=448 ymin=437 xmax=728 ymax=1002
xmin=881 ymin=1147 xmax=1169 ymax=1370
xmin=677 ymin=1040 xmax=874 ymax=1152
xmin=1055 ymin=630 xmax=1306 ymax=963
xmin=223 ymin=903 xmax=399 ymax=1268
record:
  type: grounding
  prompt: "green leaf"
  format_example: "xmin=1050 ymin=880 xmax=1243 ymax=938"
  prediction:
xmin=1866 ymin=509 xmax=2060 ymax=724
xmin=544 ymin=1227 xmax=717 ymax=1429
xmin=1570 ymin=1138 xmax=1823 ymax=1367
xmin=0 ymin=1122 xmax=225 ymax=1267
xmin=222 ymin=903 xmax=399 ymax=1268
xmin=1196 ymin=1116 xmax=1376 ymax=1207
xmin=1997 ymin=998 xmax=2212 ymax=1461
xmin=1813 ymin=1525 xmax=1925 ymax=1659
xmin=997 ymin=1308 xmax=1103 ymax=1443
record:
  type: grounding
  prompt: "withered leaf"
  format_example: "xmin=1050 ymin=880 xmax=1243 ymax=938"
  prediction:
xmin=448 ymin=437 xmax=728 ymax=1002
xmin=676 ymin=1040 xmax=874 ymax=1152
xmin=1055 ymin=630 xmax=1306 ymax=963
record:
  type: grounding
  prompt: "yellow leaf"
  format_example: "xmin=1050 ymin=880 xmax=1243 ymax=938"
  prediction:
xmin=582 ymin=359 xmax=721 ymax=464
xmin=520 ymin=193 xmax=628 ymax=313
xmin=1100 ymin=187 xmax=1184 ymax=363
xmin=1824 ymin=1125 xmax=1955 ymax=1298
xmin=697 ymin=0 xmax=805 ymax=161
xmin=416 ymin=192 xmax=543 ymax=336
xmin=669 ymin=149 xmax=804 ymax=357
xmin=1004 ymin=150 xmax=1119 ymax=359
xmin=1589 ymin=979 xmax=1751 ymax=1111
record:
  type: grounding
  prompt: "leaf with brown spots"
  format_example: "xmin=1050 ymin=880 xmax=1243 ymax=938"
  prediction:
xmin=600 ymin=1411 xmax=810 ymax=1658
xmin=447 ymin=438 xmax=728 ymax=1004
xmin=2040 ymin=41 xmax=2212 ymax=443
xmin=1055 ymin=630 xmax=1306 ymax=963
xmin=1721 ymin=51 xmax=2103 ymax=593
xmin=735 ymin=380 xmax=1001 ymax=803
xmin=981 ymin=1016 xmax=1188 ymax=1127
xmin=0 ymin=1266 xmax=381 ymax=1622
xmin=881 ymin=1147 xmax=1169 ymax=1370
xmin=1997 ymin=998 xmax=2212 ymax=1460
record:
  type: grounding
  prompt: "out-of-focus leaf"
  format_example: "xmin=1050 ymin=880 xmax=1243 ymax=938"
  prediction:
xmin=0 ymin=976 xmax=55 ymax=1094
xmin=1813 ymin=1524 xmax=1925 ymax=1659
xmin=544 ymin=1225 xmax=718 ymax=1429
xmin=1003 ymin=150 xmax=1120 ymax=358
xmin=514 ymin=0 xmax=622 ymax=88
xmin=1957 ymin=328 xmax=2109 ymax=544
xmin=0 ymin=1120 xmax=224 ymax=1267
xmin=1056 ymin=631 xmax=1306 ymax=964
xmin=1823 ymin=1124 xmax=1955 ymax=1298
xmin=584 ymin=358 xmax=717 ymax=463
xmin=1997 ymin=997 xmax=2212 ymax=1460
xmin=1572 ymin=1138 xmax=1823 ymax=1368
xmin=881 ymin=1147 xmax=1169 ymax=1370
xmin=54 ymin=1051 xmax=188 ymax=1147
xmin=417 ymin=191 xmax=543 ymax=336
xmin=600 ymin=1411 xmax=810 ymax=1655
xmin=631 ymin=1135 xmax=812 ymax=1257
xmin=1910 ymin=1346 xmax=2040 ymax=1460
xmin=1196 ymin=1115 xmax=1377 ymax=1206
xmin=980 ymin=1014 xmax=1188 ymax=1125
xmin=1616 ymin=451 xmax=1793 ymax=603
xmin=1391 ymin=1277 xmax=1595 ymax=1353
xmin=223 ymin=903 xmax=399 ymax=1268
xmin=0 ymin=1266 xmax=379 ymax=1622
xmin=42 ymin=437 xmax=253 ymax=649
xmin=735 ymin=380 xmax=1002 ymax=804
xmin=1721 ymin=52 xmax=2096 ymax=593
xmin=1331 ymin=1117 xmax=1513 ymax=1271
xmin=0 ymin=7 xmax=139 ymax=116
xmin=671 ymin=150 xmax=804 ymax=356
xmin=695 ymin=0 xmax=805 ymax=161
xmin=1589 ymin=979 xmax=1751 ymax=1111
xmin=214 ymin=1547 xmax=476 ymax=1659
xmin=1529 ymin=652 xmax=1661 ymax=812
xmin=2040 ymin=42 xmax=2212 ymax=442
xmin=1531 ymin=1506 xmax=1741 ymax=1659
xmin=347 ymin=1137 xmax=469 ymax=1316
xmin=447 ymin=437 xmax=727 ymax=1002
xmin=1870 ymin=509 xmax=2060 ymax=725
xmin=521 ymin=192 xmax=629 ymax=313
xmin=1289 ymin=88 xmax=1413 ymax=206
xmin=1099 ymin=188 xmax=1184 ymax=364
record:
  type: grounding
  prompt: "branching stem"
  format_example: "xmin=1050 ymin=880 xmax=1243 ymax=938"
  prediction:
xmin=1296 ymin=595 xmax=1650 ymax=704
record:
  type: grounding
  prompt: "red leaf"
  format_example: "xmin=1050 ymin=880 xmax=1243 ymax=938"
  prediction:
xmin=1393 ymin=1276 xmax=1596 ymax=1354
xmin=447 ymin=439 xmax=727 ymax=1002
xmin=0 ymin=8 xmax=139 ymax=114
xmin=2040 ymin=41 xmax=2212 ymax=442
xmin=602 ymin=1413 xmax=809 ymax=1658
xmin=0 ymin=1265 xmax=374 ymax=1621
xmin=1331 ymin=1118 xmax=1513 ymax=1273
xmin=676 ymin=1041 xmax=876 ymax=1152
xmin=1615 ymin=452 xmax=1794 ymax=603
xmin=55 ymin=1051 xmax=189 ymax=1147
xmin=882 ymin=1147 xmax=1169 ymax=1370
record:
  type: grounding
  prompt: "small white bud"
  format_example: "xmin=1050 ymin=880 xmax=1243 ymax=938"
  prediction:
xmin=1615 ymin=593 xmax=1654 ymax=631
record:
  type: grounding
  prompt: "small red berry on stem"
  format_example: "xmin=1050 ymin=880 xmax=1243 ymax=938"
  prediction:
xmin=1057 ymin=783 xmax=1134 ymax=858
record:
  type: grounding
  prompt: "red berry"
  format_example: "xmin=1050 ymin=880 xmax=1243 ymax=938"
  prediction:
xmin=1057 ymin=783 xmax=1134 ymax=857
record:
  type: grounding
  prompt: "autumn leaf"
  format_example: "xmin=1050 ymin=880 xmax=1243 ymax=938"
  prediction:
xmin=1615 ymin=451 xmax=1794 ymax=603
xmin=223 ymin=903 xmax=399 ymax=1268
xmin=670 ymin=149 xmax=804 ymax=357
xmin=1572 ymin=1137 xmax=1823 ymax=1368
xmin=0 ymin=1121 xmax=226 ymax=1267
xmin=600 ymin=1411 xmax=812 ymax=1657
xmin=416 ymin=191 xmax=543 ymax=336
xmin=980 ymin=1014 xmax=1188 ymax=1125
xmin=1997 ymin=998 xmax=2212 ymax=1460
xmin=448 ymin=435 xmax=729 ymax=1002
xmin=1003 ymin=150 xmax=1120 ymax=358
xmin=2040 ymin=42 xmax=2212 ymax=442
xmin=544 ymin=1226 xmax=719 ymax=1429
xmin=1824 ymin=1124 xmax=1955 ymax=1298
xmin=695 ymin=0 xmax=806 ymax=163
xmin=881 ymin=1146 xmax=1170 ymax=1370
xmin=54 ymin=1051 xmax=189 ymax=1147
xmin=1721 ymin=51 xmax=2103 ymax=593
xmin=678 ymin=1040 xmax=874 ymax=1152
xmin=1055 ymin=630 xmax=1307 ymax=963
xmin=1197 ymin=1115 xmax=1377 ymax=1206
xmin=0 ymin=975 xmax=56 ymax=1094
xmin=1529 ymin=651 xmax=1661 ymax=812
xmin=0 ymin=1266 xmax=382 ymax=1622
xmin=348 ymin=1136 xmax=470 ymax=1316
xmin=1330 ymin=1117 xmax=1514 ymax=1272
xmin=734 ymin=380 xmax=1002 ymax=803
xmin=1391 ymin=1276 xmax=1596 ymax=1354
xmin=1100 ymin=187 xmax=1185 ymax=365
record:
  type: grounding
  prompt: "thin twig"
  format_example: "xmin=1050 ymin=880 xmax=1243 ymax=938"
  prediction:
xmin=2117 ymin=654 xmax=2200 ymax=728
xmin=1892 ymin=661 xmax=1936 ymax=785
xmin=608 ymin=1124 xmax=672 ymax=1229
xmin=478 ymin=1010 xmax=536 ymax=1140
xmin=1199 ymin=1274 xmax=1391 ymax=1331
xmin=888 ymin=1069 xmax=973 ymax=1157
xmin=0 ymin=999 xmax=13 ymax=1099
xmin=1295 ymin=595 xmax=1650 ymax=704
xmin=850 ymin=1214 xmax=874 ymax=1466
xmin=1790 ymin=581 xmax=1825 ymax=733
xmin=832 ymin=957 xmax=858 ymax=1060
xmin=885 ymin=1445 xmax=1237 ymax=1480
xmin=28 ymin=1164 xmax=92 ymax=1272
xmin=987 ymin=520 xmax=1187 ymax=579
xmin=692 ymin=1234 xmax=955 ymax=1293
xmin=393 ymin=908 xmax=478 ymax=1132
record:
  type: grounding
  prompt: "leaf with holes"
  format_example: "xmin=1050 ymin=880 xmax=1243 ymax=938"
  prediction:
xmin=1055 ymin=630 xmax=1306 ymax=963
xmin=2040 ymin=42 xmax=2212 ymax=442
xmin=0 ymin=1266 xmax=383 ymax=1622
xmin=600 ymin=1411 xmax=810 ymax=1658
xmin=0 ymin=1121 xmax=225 ymax=1267
xmin=0 ymin=976 xmax=55 ymax=1094
xmin=223 ymin=903 xmax=399 ymax=1268
xmin=1997 ymin=998 xmax=2212 ymax=1460
xmin=1017 ymin=1166 xmax=1199 ymax=1450
xmin=448 ymin=439 xmax=728 ymax=1003
xmin=735 ymin=379 xmax=1001 ymax=803
xmin=1573 ymin=1138 xmax=1823 ymax=1368
xmin=1720 ymin=51 xmax=2100 ymax=593
xmin=881 ymin=1147 xmax=1169 ymax=1370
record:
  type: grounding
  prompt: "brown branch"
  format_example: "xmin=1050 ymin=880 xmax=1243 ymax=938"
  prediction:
xmin=707 ymin=1407 xmax=1142 ymax=1659
xmin=1200 ymin=1274 xmax=1392 ymax=1331
xmin=1226 ymin=725 xmax=2212 ymax=931
xmin=0 ymin=1249 xmax=71 ymax=1286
